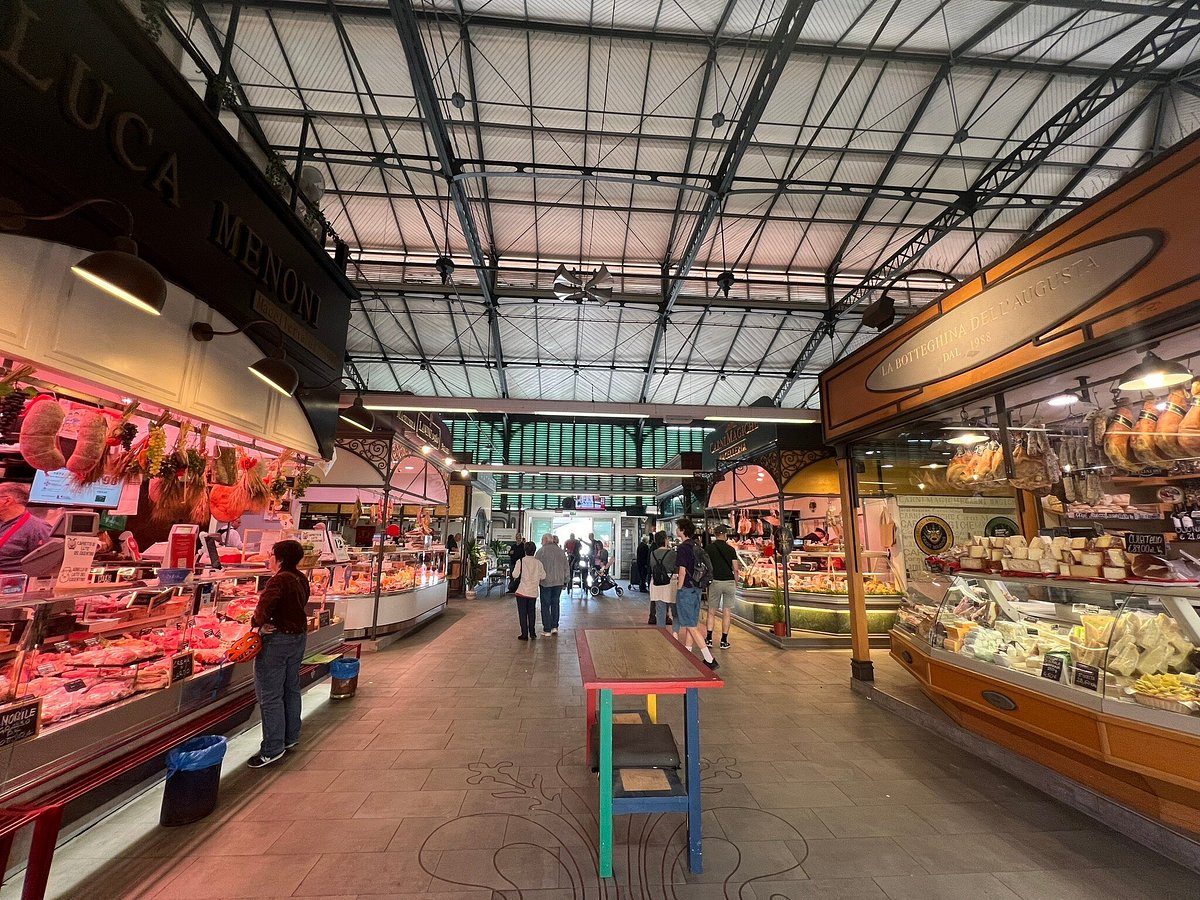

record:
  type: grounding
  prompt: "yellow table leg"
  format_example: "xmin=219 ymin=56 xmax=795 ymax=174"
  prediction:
xmin=646 ymin=693 xmax=657 ymax=724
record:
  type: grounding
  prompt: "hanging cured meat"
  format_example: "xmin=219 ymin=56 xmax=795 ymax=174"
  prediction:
xmin=1103 ymin=401 xmax=1138 ymax=472
xmin=1178 ymin=381 xmax=1200 ymax=458
xmin=737 ymin=511 xmax=751 ymax=536
xmin=19 ymin=396 xmax=65 ymax=471
xmin=1130 ymin=399 xmax=1168 ymax=465
xmin=1155 ymin=388 xmax=1190 ymax=460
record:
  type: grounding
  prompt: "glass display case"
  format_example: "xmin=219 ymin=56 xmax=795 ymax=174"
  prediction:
xmin=734 ymin=547 xmax=903 ymax=638
xmin=325 ymin=546 xmax=448 ymax=638
xmin=896 ymin=570 xmax=1200 ymax=732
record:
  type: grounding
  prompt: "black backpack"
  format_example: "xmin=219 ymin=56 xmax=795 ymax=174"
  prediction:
xmin=651 ymin=549 xmax=672 ymax=586
xmin=689 ymin=542 xmax=714 ymax=590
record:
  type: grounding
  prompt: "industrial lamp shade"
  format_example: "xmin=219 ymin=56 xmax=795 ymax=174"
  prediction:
xmin=248 ymin=356 xmax=299 ymax=397
xmin=338 ymin=396 xmax=375 ymax=432
xmin=70 ymin=237 xmax=166 ymax=315
xmin=1118 ymin=350 xmax=1191 ymax=392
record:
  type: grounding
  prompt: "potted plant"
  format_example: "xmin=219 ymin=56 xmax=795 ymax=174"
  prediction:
xmin=770 ymin=587 xmax=787 ymax=637
xmin=464 ymin=539 xmax=486 ymax=599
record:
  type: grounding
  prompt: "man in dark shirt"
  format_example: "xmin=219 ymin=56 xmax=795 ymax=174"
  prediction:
xmin=0 ymin=483 xmax=52 ymax=574
xmin=249 ymin=540 xmax=310 ymax=769
xmin=705 ymin=525 xmax=742 ymax=650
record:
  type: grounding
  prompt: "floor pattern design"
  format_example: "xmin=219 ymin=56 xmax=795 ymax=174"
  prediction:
xmin=5 ymin=589 xmax=1198 ymax=899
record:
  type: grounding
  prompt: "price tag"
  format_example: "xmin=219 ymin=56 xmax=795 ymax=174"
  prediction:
xmin=84 ymin=637 xmax=100 ymax=648
xmin=62 ymin=679 xmax=86 ymax=693
xmin=1040 ymin=655 xmax=1065 ymax=681
xmin=1073 ymin=663 xmax=1100 ymax=691
xmin=1126 ymin=533 xmax=1167 ymax=555
xmin=55 ymin=535 xmax=100 ymax=588
xmin=318 ymin=609 xmax=332 ymax=628
xmin=36 ymin=663 xmax=56 ymax=676
xmin=203 ymin=629 xmax=215 ymax=639
xmin=53 ymin=641 xmax=71 ymax=653
xmin=0 ymin=699 xmax=41 ymax=747
xmin=171 ymin=651 xmax=194 ymax=683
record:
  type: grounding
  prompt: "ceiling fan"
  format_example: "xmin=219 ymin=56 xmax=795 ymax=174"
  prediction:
xmin=553 ymin=263 xmax=613 ymax=305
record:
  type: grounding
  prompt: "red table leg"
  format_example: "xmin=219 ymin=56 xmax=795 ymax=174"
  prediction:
xmin=585 ymin=688 xmax=597 ymax=757
xmin=23 ymin=805 xmax=63 ymax=900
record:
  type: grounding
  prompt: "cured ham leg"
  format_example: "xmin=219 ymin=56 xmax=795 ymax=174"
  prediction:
xmin=1178 ymin=381 xmax=1200 ymax=458
xmin=1155 ymin=388 xmax=1190 ymax=460
xmin=1104 ymin=403 xmax=1139 ymax=472
xmin=1130 ymin=399 xmax=1168 ymax=465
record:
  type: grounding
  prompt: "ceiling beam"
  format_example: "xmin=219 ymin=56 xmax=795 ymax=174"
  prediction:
xmin=773 ymin=1 xmax=1200 ymax=404
xmin=349 ymin=392 xmax=820 ymax=424
xmin=386 ymin=0 xmax=508 ymax=397
xmin=207 ymin=0 xmax=1184 ymax=81
xmin=640 ymin=0 xmax=818 ymax=403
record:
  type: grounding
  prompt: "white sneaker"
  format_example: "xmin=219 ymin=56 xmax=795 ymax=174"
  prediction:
xmin=551 ymin=628 xmax=558 ymax=635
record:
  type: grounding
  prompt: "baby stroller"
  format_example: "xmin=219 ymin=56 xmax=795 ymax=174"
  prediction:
xmin=590 ymin=568 xmax=624 ymax=598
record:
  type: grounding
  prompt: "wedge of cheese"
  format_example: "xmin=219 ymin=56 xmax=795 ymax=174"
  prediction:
xmin=1103 ymin=566 xmax=1128 ymax=581
xmin=1070 ymin=564 xmax=1102 ymax=578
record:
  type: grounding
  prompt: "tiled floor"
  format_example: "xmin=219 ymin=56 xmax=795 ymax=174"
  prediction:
xmin=10 ymin=591 xmax=1199 ymax=899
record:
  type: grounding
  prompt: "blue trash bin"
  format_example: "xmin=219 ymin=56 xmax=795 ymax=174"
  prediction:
xmin=160 ymin=735 xmax=227 ymax=826
xmin=330 ymin=657 xmax=360 ymax=700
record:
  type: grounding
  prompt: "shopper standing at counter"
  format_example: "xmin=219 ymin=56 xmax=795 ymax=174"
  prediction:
xmin=705 ymin=525 xmax=741 ymax=651
xmin=248 ymin=539 xmax=310 ymax=769
xmin=0 ymin=483 xmax=51 ymax=573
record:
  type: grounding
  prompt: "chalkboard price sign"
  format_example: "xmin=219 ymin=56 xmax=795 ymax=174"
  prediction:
xmin=1040 ymin=655 xmax=1065 ymax=682
xmin=171 ymin=652 xmax=195 ymax=683
xmin=318 ymin=609 xmax=332 ymax=629
xmin=62 ymin=679 xmax=86 ymax=693
xmin=0 ymin=699 xmax=41 ymax=748
xmin=1125 ymin=533 xmax=1167 ymax=555
xmin=1073 ymin=663 xmax=1101 ymax=691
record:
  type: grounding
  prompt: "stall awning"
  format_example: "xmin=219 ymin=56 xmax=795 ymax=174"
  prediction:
xmin=708 ymin=466 xmax=779 ymax=509
xmin=390 ymin=456 xmax=447 ymax=505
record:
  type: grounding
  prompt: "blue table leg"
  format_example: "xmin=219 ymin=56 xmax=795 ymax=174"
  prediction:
xmin=684 ymin=687 xmax=702 ymax=874
xmin=598 ymin=688 xmax=613 ymax=878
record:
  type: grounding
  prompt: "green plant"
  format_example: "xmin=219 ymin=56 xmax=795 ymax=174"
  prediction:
xmin=464 ymin=540 xmax=487 ymax=590
xmin=139 ymin=0 xmax=168 ymax=40
xmin=488 ymin=538 xmax=509 ymax=564
xmin=769 ymin=587 xmax=786 ymax=625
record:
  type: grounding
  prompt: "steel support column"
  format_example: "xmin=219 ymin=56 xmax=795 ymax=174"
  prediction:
xmin=387 ymin=0 xmax=508 ymax=396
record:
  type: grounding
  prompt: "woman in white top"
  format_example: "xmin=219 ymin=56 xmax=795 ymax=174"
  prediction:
xmin=647 ymin=530 xmax=677 ymax=631
xmin=512 ymin=541 xmax=546 ymax=640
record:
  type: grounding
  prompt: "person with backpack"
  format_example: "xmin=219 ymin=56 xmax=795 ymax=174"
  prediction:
xmin=673 ymin=518 xmax=719 ymax=670
xmin=647 ymin=530 xmax=676 ymax=628
xmin=705 ymin=524 xmax=742 ymax=651
xmin=511 ymin=540 xmax=545 ymax=641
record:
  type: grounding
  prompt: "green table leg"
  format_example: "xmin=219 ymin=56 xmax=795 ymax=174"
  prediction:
xmin=598 ymin=688 xmax=613 ymax=878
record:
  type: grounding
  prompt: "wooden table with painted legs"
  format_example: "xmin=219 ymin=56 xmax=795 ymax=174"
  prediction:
xmin=576 ymin=626 xmax=724 ymax=878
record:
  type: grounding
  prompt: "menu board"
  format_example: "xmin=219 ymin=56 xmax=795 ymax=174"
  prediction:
xmin=30 ymin=468 xmax=124 ymax=508
xmin=0 ymin=699 xmax=41 ymax=748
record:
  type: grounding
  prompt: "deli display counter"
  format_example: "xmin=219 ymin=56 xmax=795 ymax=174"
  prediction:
xmin=322 ymin=545 xmax=447 ymax=638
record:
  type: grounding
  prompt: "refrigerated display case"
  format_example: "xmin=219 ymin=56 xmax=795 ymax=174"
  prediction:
xmin=0 ymin=572 xmax=345 ymax=802
xmin=325 ymin=545 xmax=448 ymax=638
xmin=733 ymin=547 xmax=903 ymax=640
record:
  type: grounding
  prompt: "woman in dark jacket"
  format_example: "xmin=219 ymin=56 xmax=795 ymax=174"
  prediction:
xmin=248 ymin=539 xmax=310 ymax=769
xmin=636 ymin=535 xmax=651 ymax=594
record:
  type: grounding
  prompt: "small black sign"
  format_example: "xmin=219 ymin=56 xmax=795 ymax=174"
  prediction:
xmin=0 ymin=699 xmax=41 ymax=748
xmin=1041 ymin=655 xmax=1065 ymax=681
xmin=62 ymin=679 xmax=87 ymax=693
xmin=1126 ymin=533 xmax=1167 ymax=555
xmin=318 ymin=609 xmax=332 ymax=628
xmin=1073 ymin=663 xmax=1101 ymax=691
xmin=171 ymin=651 xmax=194 ymax=683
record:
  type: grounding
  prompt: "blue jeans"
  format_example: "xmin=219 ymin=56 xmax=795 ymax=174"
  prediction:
xmin=254 ymin=631 xmax=307 ymax=757
xmin=540 ymin=584 xmax=562 ymax=631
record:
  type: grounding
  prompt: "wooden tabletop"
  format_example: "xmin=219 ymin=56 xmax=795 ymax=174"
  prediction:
xmin=577 ymin=627 xmax=725 ymax=693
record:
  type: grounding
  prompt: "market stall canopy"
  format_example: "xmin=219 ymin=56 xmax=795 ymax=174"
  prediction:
xmin=390 ymin=456 xmax=447 ymax=506
xmin=709 ymin=466 xmax=779 ymax=509
xmin=0 ymin=236 xmax=320 ymax=457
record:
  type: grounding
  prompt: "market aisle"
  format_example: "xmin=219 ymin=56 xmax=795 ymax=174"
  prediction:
xmin=10 ymin=591 xmax=1198 ymax=899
